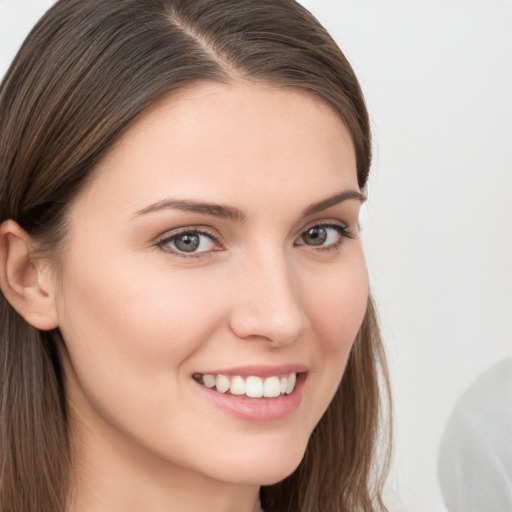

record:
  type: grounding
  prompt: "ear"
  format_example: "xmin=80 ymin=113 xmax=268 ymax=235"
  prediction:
xmin=0 ymin=220 xmax=59 ymax=330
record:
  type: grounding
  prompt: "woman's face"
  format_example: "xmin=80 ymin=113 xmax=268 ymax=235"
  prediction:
xmin=54 ymin=82 xmax=368 ymax=487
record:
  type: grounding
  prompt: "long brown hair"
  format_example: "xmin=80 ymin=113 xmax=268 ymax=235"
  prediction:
xmin=0 ymin=1 xmax=391 ymax=511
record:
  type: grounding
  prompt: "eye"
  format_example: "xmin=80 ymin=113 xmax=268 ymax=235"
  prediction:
xmin=296 ymin=223 xmax=354 ymax=249
xmin=157 ymin=229 xmax=219 ymax=255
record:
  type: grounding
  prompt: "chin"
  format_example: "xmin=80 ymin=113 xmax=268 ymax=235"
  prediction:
xmin=255 ymin=461 xmax=303 ymax=487
xmin=223 ymin=458 xmax=304 ymax=487
xmin=207 ymin=433 xmax=310 ymax=486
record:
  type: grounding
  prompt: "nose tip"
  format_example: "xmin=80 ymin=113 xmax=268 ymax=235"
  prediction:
xmin=228 ymin=264 xmax=309 ymax=345
xmin=230 ymin=305 xmax=308 ymax=345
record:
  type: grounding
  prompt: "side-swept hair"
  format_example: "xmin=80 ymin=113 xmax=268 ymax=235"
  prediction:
xmin=0 ymin=1 xmax=391 ymax=511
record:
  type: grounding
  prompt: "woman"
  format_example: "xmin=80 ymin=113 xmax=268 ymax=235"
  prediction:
xmin=0 ymin=1 xmax=390 ymax=511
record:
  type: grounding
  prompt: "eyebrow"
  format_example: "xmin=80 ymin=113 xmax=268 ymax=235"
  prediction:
xmin=302 ymin=189 xmax=366 ymax=216
xmin=133 ymin=189 xmax=365 ymax=222
xmin=134 ymin=199 xmax=247 ymax=222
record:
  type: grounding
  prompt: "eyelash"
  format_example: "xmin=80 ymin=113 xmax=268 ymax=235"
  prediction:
xmin=156 ymin=226 xmax=220 ymax=259
xmin=155 ymin=222 xmax=355 ymax=259
xmin=296 ymin=222 xmax=356 ymax=252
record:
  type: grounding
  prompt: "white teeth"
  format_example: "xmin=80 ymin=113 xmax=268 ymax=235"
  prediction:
xmin=198 ymin=372 xmax=298 ymax=397
xmin=280 ymin=376 xmax=288 ymax=394
xmin=203 ymin=374 xmax=216 ymax=388
xmin=285 ymin=372 xmax=296 ymax=394
xmin=263 ymin=376 xmax=281 ymax=398
xmin=245 ymin=376 xmax=264 ymax=398
xmin=230 ymin=375 xmax=245 ymax=395
xmin=215 ymin=374 xmax=230 ymax=393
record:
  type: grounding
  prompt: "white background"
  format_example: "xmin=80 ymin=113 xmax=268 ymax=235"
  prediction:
xmin=1 ymin=1 xmax=511 ymax=511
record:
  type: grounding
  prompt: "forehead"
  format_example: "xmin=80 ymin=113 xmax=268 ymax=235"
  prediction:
xmin=74 ymin=81 xmax=358 ymax=219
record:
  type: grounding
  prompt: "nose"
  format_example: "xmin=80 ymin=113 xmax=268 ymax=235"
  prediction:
xmin=228 ymin=250 xmax=309 ymax=346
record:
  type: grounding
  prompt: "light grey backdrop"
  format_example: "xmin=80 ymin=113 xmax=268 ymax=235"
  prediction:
xmin=1 ymin=1 xmax=511 ymax=511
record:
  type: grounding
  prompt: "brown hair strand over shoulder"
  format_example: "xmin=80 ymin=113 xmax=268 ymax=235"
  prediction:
xmin=0 ymin=1 xmax=391 ymax=511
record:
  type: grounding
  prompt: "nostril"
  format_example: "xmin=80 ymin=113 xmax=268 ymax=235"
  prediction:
xmin=229 ymin=303 xmax=308 ymax=345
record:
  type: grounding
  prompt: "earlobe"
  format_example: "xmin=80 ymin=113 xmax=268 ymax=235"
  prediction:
xmin=0 ymin=220 xmax=59 ymax=331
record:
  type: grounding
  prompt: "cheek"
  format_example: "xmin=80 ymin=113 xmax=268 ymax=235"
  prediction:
xmin=303 ymin=254 xmax=369 ymax=355
xmin=296 ymin=251 xmax=368 ymax=416
xmin=56 ymin=256 xmax=230 ymax=446
xmin=57 ymin=260 xmax=221 ymax=370
xmin=56 ymin=256 xmax=217 ymax=425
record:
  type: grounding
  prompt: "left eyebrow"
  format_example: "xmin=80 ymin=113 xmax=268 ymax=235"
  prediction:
xmin=302 ymin=189 xmax=366 ymax=217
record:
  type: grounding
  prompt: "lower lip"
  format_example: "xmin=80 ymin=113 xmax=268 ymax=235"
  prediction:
xmin=195 ymin=373 xmax=307 ymax=422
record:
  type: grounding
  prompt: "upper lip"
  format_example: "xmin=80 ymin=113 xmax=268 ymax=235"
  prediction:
xmin=194 ymin=364 xmax=308 ymax=378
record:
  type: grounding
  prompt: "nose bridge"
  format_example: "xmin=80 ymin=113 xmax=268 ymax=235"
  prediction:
xmin=229 ymin=244 xmax=308 ymax=344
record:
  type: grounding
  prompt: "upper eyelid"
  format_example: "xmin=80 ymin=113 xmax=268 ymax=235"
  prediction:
xmin=301 ymin=218 xmax=348 ymax=229
xmin=155 ymin=225 xmax=221 ymax=244
xmin=295 ymin=218 xmax=350 ymax=237
xmin=156 ymin=219 xmax=348 ymax=240
xmin=162 ymin=217 xmax=348 ymax=236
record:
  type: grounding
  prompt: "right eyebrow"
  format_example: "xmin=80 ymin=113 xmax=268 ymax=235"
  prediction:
xmin=302 ymin=189 xmax=366 ymax=217
xmin=132 ymin=199 xmax=247 ymax=223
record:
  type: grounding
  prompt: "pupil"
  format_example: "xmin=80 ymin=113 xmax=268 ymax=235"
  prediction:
xmin=175 ymin=233 xmax=200 ymax=252
xmin=303 ymin=227 xmax=327 ymax=246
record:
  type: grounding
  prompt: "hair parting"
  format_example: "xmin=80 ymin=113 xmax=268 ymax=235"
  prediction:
xmin=0 ymin=1 xmax=391 ymax=511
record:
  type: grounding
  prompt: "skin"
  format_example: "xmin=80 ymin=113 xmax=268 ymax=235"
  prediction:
xmin=2 ymin=82 xmax=368 ymax=512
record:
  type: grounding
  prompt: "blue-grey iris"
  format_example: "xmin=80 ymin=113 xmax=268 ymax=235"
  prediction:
xmin=174 ymin=233 xmax=200 ymax=252
xmin=302 ymin=227 xmax=327 ymax=246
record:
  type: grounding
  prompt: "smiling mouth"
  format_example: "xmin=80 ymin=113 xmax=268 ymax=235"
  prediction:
xmin=193 ymin=372 xmax=297 ymax=398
